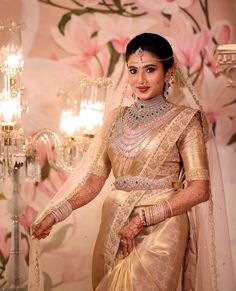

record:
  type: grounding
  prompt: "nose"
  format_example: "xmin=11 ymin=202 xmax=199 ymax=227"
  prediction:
xmin=137 ymin=69 xmax=145 ymax=84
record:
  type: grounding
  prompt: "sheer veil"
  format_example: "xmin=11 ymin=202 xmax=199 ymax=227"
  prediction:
xmin=29 ymin=59 xmax=236 ymax=291
xmin=171 ymin=62 xmax=236 ymax=291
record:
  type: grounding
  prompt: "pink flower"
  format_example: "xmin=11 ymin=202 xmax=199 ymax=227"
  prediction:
xmin=169 ymin=14 xmax=211 ymax=68
xmin=51 ymin=15 xmax=109 ymax=77
xmin=52 ymin=15 xmax=100 ymax=58
xmin=20 ymin=206 xmax=38 ymax=233
xmin=197 ymin=67 xmax=236 ymax=144
xmin=0 ymin=226 xmax=10 ymax=260
xmin=95 ymin=14 xmax=157 ymax=54
xmin=212 ymin=20 xmax=232 ymax=44
xmin=59 ymin=47 xmax=110 ymax=78
xmin=134 ymin=0 xmax=196 ymax=14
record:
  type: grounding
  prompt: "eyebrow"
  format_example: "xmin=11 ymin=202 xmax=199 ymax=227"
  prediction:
xmin=127 ymin=64 xmax=157 ymax=68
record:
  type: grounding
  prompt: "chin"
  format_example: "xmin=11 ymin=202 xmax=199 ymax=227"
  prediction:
xmin=138 ymin=95 xmax=156 ymax=101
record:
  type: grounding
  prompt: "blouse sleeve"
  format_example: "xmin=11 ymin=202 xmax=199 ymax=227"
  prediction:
xmin=178 ymin=113 xmax=209 ymax=181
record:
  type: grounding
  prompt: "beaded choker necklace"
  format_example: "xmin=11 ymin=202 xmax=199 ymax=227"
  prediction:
xmin=127 ymin=95 xmax=172 ymax=123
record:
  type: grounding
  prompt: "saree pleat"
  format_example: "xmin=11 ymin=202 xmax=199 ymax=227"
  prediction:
xmin=93 ymin=189 xmax=190 ymax=291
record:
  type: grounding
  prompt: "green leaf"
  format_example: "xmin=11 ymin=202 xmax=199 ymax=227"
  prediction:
xmin=5 ymin=232 xmax=11 ymax=241
xmin=41 ymin=158 xmax=50 ymax=181
xmin=0 ymin=252 xmax=6 ymax=267
xmin=0 ymin=193 xmax=7 ymax=200
xmin=162 ymin=12 xmax=171 ymax=20
xmin=43 ymin=224 xmax=72 ymax=252
xmin=228 ymin=133 xmax=236 ymax=145
xmin=113 ymin=0 xmax=123 ymax=10
xmin=107 ymin=42 xmax=120 ymax=77
xmin=58 ymin=13 xmax=72 ymax=35
xmin=58 ymin=8 xmax=91 ymax=35
xmin=43 ymin=272 xmax=53 ymax=291
xmin=91 ymin=31 xmax=98 ymax=38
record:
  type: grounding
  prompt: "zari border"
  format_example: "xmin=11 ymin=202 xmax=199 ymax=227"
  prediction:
xmin=103 ymin=106 xmax=198 ymax=272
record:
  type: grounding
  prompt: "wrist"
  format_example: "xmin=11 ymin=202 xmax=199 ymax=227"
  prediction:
xmin=51 ymin=200 xmax=73 ymax=223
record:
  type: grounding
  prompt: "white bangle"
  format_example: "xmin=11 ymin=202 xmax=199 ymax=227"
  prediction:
xmin=51 ymin=201 xmax=73 ymax=223
xmin=144 ymin=200 xmax=172 ymax=226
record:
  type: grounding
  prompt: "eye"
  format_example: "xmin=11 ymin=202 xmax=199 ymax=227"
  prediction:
xmin=146 ymin=66 xmax=156 ymax=73
xmin=128 ymin=67 xmax=137 ymax=74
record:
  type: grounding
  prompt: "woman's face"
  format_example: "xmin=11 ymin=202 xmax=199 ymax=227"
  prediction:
xmin=127 ymin=50 xmax=167 ymax=101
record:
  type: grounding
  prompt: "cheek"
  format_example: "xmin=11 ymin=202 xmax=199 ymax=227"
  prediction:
xmin=127 ymin=75 xmax=136 ymax=85
xmin=155 ymin=74 xmax=165 ymax=85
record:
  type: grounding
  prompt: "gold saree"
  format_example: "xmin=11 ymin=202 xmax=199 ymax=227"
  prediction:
xmin=91 ymin=105 xmax=209 ymax=291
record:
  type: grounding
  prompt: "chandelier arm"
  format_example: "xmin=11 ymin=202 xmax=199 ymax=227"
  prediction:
xmin=29 ymin=129 xmax=73 ymax=172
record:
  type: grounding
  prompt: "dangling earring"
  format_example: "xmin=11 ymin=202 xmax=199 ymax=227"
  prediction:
xmin=164 ymin=64 xmax=176 ymax=98
xmin=163 ymin=80 xmax=170 ymax=98
xmin=132 ymin=92 xmax=137 ymax=101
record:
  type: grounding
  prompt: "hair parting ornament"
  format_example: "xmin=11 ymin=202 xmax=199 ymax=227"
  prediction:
xmin=134 ymin=47 xmax=174 ymax=64
xmin=135 ymin=47 xmax=144 ymax=63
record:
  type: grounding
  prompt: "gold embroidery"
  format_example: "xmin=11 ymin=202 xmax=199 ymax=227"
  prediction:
xmin=186 ymin=168 xmax=209 ymax=181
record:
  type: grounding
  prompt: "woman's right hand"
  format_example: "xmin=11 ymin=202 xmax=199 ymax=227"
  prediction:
xmin=31 ymin=214 xmax=55 ymax=240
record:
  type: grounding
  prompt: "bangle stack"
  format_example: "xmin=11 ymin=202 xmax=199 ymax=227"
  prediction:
xmin=51 ymin=201 xmax=73 ymax=223
xmin=141 ymin=200 xmax=173 ymax=226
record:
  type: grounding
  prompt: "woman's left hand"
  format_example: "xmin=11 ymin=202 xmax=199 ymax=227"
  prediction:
xmin=119 ymin=215 xmax=144 ymax=258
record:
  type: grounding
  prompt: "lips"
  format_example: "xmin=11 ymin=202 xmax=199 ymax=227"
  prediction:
xmin=137 ymin=86 xmax=150 ymax=93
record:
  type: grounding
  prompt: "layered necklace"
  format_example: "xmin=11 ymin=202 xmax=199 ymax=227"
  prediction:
xmin=111 ymin=95 xmax=175 ymax=158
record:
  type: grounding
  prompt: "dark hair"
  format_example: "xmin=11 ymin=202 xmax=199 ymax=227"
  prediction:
xmin=125 ymin=33 xmax=174 ymax=72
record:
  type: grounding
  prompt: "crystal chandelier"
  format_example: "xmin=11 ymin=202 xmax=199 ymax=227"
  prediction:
xmin=57 ymin=74 xmax=113 ymax=170
xmin=0 ymin=21 xmax=112 ymax=290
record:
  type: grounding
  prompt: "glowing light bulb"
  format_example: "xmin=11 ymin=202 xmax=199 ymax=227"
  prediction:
xmin=60 ymin=110 xmax=80 ymax=136
xmin=0 ymin=97 xmax=20 ymax=123
xmin=78 ymin=100 xmax=104 ymax=134
xmin=6 ymin=53 xmax=22 ymax=69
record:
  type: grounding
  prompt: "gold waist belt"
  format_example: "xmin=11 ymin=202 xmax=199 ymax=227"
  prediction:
xmin=113 ymin=175 xmax=181 ymax=192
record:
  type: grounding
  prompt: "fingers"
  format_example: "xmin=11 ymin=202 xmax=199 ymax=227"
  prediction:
xmin=31 ymin=214 xmax=55 ymax=240
xmin=120 ymin=238 xmax=134 ymax=257
xmin=127 ymin=238 xmax=133 ymax=255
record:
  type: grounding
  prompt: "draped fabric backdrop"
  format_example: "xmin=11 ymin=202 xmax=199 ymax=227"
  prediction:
xmin=0 ymin=1 xmax=235 ymax=290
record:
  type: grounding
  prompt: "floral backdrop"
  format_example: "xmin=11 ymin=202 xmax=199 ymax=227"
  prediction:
xmin=0 ymin=0 xmax=236 ymax=290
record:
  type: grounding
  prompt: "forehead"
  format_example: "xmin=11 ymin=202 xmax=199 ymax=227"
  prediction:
xmin=127 ymin=50 xmax=162 ymax=67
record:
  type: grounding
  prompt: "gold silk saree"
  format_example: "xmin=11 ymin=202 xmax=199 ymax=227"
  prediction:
xmin=91 ymin=104 xmax=209 ymax=291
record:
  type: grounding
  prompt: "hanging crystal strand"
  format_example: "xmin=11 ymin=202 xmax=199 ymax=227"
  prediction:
xmin=24 ymin=146 xmax=41 ymax=183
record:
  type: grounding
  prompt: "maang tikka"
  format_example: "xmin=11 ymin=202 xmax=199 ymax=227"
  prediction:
xmin=135 ymin=47 xmax=144 ymax=63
